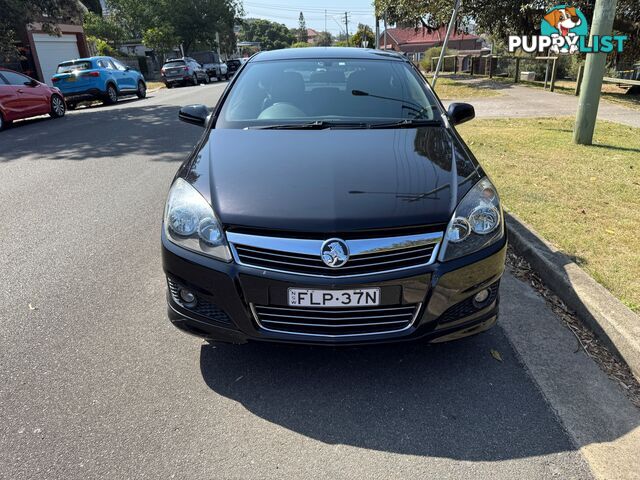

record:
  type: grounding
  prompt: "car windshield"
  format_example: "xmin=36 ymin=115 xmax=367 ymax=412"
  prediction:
xmin=56 ymin=61 xmax=92 ymax=73
xmin=164 ymin=61 xmax=186 ymax=68
xmin=216 ymin=58 xmax=442 ymax=129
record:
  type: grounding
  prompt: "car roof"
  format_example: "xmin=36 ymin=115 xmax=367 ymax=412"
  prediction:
xmin=249 ymin=47 xmax=407 ymax=63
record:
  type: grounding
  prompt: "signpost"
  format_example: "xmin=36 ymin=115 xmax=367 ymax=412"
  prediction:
xmin=432 ymin=0 xmax=462 ymax=88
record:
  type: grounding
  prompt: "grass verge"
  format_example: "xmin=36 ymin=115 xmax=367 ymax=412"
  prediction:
xmin=457 ymin=117 xmax=640 ymax=313
xmin=428 ymin=76 xmax=502 ymax=100
xmin=146 ymin=81 xmax=166 ymax=91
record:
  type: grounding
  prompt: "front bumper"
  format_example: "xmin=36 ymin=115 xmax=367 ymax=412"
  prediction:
xmin=162 ymin=230 xmax=507 ymax=345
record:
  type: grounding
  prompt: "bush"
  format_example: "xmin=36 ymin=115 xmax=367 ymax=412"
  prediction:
xmin=88 ymin=35 xmax=117 ymax=56
xmin=290 ymin=42 xmax=311 ymax=48
xmin=420 ymin=46 xmax=457 ymax=72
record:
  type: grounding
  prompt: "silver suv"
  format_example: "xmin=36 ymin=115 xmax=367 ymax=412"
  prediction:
xmin=161 ymin=57 xmax=208 ymax=88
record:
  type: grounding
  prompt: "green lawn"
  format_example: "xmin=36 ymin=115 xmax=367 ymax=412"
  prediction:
xmin=429 ymin=77 xmax=502 ymax=100
xmin=457 ymin=117 xmax=640 ymax=313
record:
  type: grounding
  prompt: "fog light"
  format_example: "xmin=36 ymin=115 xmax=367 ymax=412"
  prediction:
xmin=474 ymin=289 xmax=490 ymax=304
xmin=179 ymin=289 xmax=196 ymax=305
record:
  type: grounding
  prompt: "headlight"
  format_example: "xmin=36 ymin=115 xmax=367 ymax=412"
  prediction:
xmin=163 ymin=178 xmax=232 ymax=262
xmin=439 ymin=177 xmax=503 ymax=262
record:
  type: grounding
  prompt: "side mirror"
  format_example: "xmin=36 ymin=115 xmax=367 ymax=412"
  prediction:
xmin=125 ymin=66 xmax=131 ymax=71
xmin=24 ymin=79 xmax=39 ymax=87
xmin=447 ymin=102 xmax=475 ymax=126
xmin=178 ymin=104 xmax=210 ymax=127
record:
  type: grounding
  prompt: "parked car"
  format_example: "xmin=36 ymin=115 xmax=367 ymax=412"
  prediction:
xmin=0 ymin=68 xmax=66 ymax=130
xmin=191 ymin=51 xmax=229 ymax=81
xmin=51 ymin=56 xmax=146 ymax=109
xmin=161 ymin=58 xmax=208 ymax=88
xmin=163 ymin=47 xmax=506 ymax=346
xmin=225 ymin=59 xmax=242 ymax=75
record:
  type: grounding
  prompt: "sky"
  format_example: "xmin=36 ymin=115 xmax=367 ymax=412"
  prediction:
xmin=242 ymin=0 xmax=378 ymax=37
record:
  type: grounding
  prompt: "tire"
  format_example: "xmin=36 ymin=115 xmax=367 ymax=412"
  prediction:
xmin=203 ymin=75 xmax=209 ymax=85
xmin=166 ymin=83 xmax=173 ymax=89
xmin=136 ymin=80 xmax=147 ymax=99
xmin=49 ymin=94 xmax=66 ymax=118
xmin=67 ymin=103 xmax=77 ymax=111
xmin=0 ymin=111 xmax=7 ymax=131
xmin=225 ymin=72 xmax=229 ymax=80
xmin=104 ymin=84 xmax=118 ymax=105
xmin=192 ymin=73 xmax=198 ymax=86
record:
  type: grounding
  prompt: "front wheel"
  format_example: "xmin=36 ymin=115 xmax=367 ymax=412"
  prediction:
xmin=136 ymin=80 xmax=146 ymax=99
xmin=104 ymin=84 xmax=118 ymax=105
xmin=225 ymin=72 xmax=229 ymax=80
xmin=49 ymin=94 xmax=66 ymax=118
xmin=67 ymin=102 xmax=77 ymax=110
xmin=0 ymin=111 xmax=9 ymax=131
xmin=192 ymin=74 xmax=198 ymax=86
xmin=202 ymin=75 xmax=209 ymax=85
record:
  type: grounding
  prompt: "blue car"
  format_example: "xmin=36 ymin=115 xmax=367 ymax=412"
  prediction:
xmin=51 ymin=56 xmax=146 ymax=109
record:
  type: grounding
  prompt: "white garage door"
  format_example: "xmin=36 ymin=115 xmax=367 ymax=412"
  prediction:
xmin=32 ymin=33 xmax=80 ymax=85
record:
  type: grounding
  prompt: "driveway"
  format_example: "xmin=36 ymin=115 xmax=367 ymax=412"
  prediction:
xmin=1 ymin=84 xmax=638 ymax=479
xmin=442 ymin=78 xmax=640 ymax=128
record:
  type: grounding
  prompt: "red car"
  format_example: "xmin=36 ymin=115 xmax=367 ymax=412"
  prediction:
xmin=0 ymin=68 xmax=66 ymax=131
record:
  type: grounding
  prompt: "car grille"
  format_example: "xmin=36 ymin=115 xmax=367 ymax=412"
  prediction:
xmin=167 ymin=278 xmax=232 ymax=325
xmin=252 ymin=304 xmax=420 ymax=337
xmin=438 ymin=282 xmax=500 ymax=324
xmin=228 ymin=231 xmax=442 ymax=277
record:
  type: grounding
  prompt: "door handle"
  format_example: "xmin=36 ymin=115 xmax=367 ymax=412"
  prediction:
xmin=17 ymin=89 xmax=24 ymax=93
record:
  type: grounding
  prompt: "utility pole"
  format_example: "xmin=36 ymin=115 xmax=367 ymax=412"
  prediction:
xmin=432 ymin=0 xmax=462 ymax=88
xmin=383 ymin=11 xmax=387 ymax=50
xmin=345 ymin=12 xmax=350 ymax=46
xmin=375 ymin=16 xmax=380 ymax=49
xmin=573 ymin=0 xmax=618 ymax=144
xmin=325 ymin=10 xmax=327 ymax=35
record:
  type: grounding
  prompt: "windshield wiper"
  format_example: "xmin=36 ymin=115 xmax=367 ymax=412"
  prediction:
xmin=352 ymin=89 xmax=435 ymax=119
xmin=368 ymin=118 xmax=443 ymax=129
xmin=247 ymin=120 xmax=368 ymax=130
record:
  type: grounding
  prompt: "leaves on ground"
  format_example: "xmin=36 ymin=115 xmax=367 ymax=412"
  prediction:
xmin=490 ymin=349 xmax=503 ymax=362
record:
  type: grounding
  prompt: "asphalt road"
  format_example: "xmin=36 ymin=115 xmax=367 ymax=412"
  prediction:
xmin=1 ymin=83 xmax=637 ymax=479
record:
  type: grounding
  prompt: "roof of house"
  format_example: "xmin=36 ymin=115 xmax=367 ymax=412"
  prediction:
xmin=307 ymin=28 xmax=319 ymax=37
xmin=383 ymin=26 xmax=479 ymax=46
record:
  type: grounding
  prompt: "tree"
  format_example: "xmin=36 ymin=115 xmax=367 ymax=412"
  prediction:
xmin=83 ymin=11 xmax=126 ymax=48
xmin=351 ymin=23 xmax=374 ymax=48
xmin=0 ymin=0 xmax=84 ymax=57
xmin=315 ymin=31 xmax=332 ymax=46
xmin=373 ymin=0 xmax=639 ymax=63
xmin=142 ymin=25 xmax=178 ymax=59
xmin=298 ymin=12 xmax=308 ymax=42
xmin=239 ymin=19 xmax=295 ymax=50
xmin=107 ymin=0 xmax=242 ymax=54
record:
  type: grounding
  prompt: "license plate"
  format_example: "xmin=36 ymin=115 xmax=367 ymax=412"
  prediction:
xmin=288 ymin=288 xmax=380 ymax=307
xmin=65 ymin=76 xmax=76 ymax=82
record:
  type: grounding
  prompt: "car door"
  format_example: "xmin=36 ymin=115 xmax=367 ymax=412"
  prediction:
xmin=111 ymin=58 xmax=135 ymax=91
xmin=0 ymin=73 xmax=20 ymax=120
xmin=0 ymin=71 xmax=48 ymax=117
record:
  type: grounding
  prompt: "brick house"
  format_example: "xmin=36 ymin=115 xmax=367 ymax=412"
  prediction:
xmin=379 ymin=26 xmax=483 ymax=62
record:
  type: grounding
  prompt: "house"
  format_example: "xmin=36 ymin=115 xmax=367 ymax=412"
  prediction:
xmin=1 ymin=2 xmax=89 ymax=85
xmin=306 ymin=28 xmax=319 ymax=44
xmin=379 ymin=26 xmax=483 ymax=62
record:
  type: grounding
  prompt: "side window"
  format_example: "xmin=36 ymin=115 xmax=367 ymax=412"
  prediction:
xmin=97 ymin=59 xmax=110 ymax=69
xmin=112 ymin=59 xmax=127 ymax=71
xmin=0 ymin=74 xmax=7 ymax=85
xmin=2 ymin=71 xmax=30 ymax=85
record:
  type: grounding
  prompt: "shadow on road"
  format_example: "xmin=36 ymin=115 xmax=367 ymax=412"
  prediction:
xmin=198 ymin=324 xmax=611 ymax=461
xmin=0 ymin=101 xmax=201 ymax=163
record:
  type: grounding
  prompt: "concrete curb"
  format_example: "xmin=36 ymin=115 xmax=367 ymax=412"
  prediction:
xmin=506 ymin=212 xmax=640 ymax=379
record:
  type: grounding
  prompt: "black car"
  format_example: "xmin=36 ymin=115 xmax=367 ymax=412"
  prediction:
xmin=163 ymin=47 xmax=506 ymax=345
xmin=226 ymin=58 xmax=242 ymax=75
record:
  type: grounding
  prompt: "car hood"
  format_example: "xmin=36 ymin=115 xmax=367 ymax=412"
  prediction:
xmin=187 ymin=128 xmax=481 ymax=233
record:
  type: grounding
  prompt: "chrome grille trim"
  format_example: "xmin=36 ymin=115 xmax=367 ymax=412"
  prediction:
xmin=227 ymin=231 xmax=442 ymax=277
xmin=251 ymin=303 xmax=422 ymax=338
